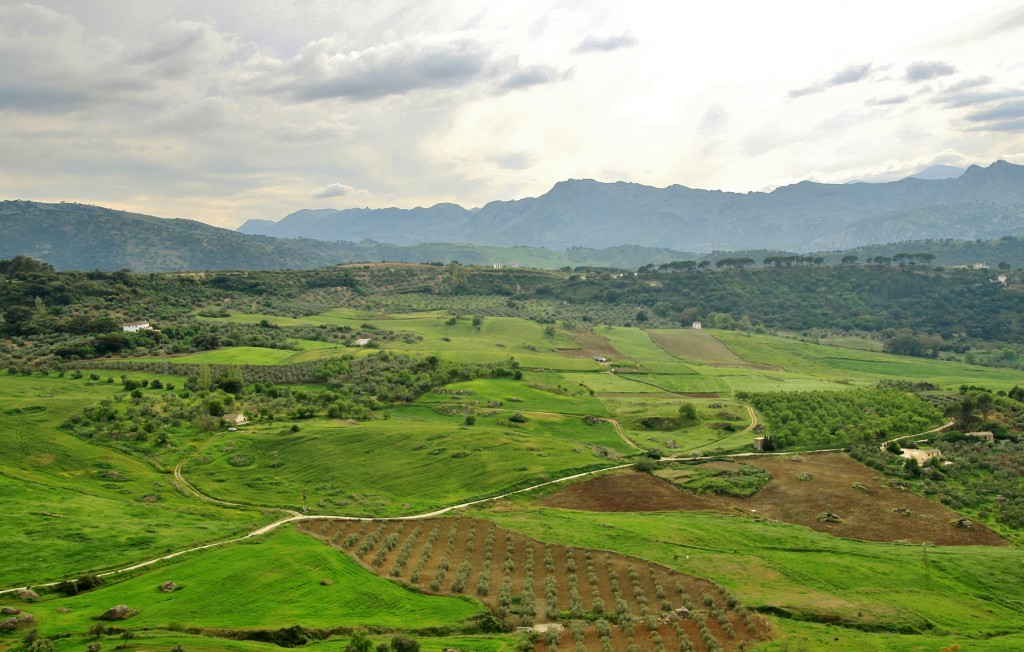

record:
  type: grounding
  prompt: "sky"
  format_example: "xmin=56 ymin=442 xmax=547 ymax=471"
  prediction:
xmin=2 ymin=1 xmax=1024 ymax=229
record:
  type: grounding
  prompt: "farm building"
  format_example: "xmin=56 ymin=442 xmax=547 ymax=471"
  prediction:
xmin=753 ymin=436 xmax=766 ymax=451
xmin=692 ymin=321 xmax=702 ymax=329
xmin=967 ymin=431 xmax=996 ymax=442
xmin=592 ymin=356 xmax=608 ymax=363
xmin=221 ymin=412 xmax=247 ymax=425
xmin=122 ymin=320 xmax=152 ymax=332
xmin=901 ymin=448 xmax=941 ymax=463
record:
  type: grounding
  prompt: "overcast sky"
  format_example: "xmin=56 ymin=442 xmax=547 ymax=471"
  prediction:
xmin=3 ymin=1 xmax=1024 ymax=228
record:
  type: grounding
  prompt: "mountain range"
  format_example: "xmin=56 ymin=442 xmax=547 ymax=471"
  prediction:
xmin=239 ymin=160 xmax=1024 ymax=252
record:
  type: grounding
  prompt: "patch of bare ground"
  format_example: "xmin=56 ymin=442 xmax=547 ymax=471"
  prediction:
xmin=558 ymin=331 xmax=622 ymax=359
xmin=540 ymin=471 xmax=730 ymax=513
xmin=727 ymin=453 xmax=1006 ymax=546
xmin=297 ymin=517 xmax=770 ymax=652
xmin=541 ymin=453 xmax=1005 ymax=546
xmin=647 ymin=329 xmax=782 ymax=371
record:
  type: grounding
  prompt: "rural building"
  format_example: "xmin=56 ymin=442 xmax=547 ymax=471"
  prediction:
xmin=692 ymin=321 xmax=702 ymax=329
xmin=753 ymin=436 xmax=765 ymax=451
xmin=122 ymin=320 xmax=152 ymax=332
xmin=353 ymin=338 xmax=372 ymax=347
xmin=967 ymin=431 xmax=996 ymax=442
xmin=901 ymin=448 xmax=941 ymax=463
xmin=592 ymin=356 xmax=608 ymax=363
xmin=221 ymin=412 xmax=247 ymax=425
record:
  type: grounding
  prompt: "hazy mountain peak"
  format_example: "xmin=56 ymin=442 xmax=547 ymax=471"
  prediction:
xmin=909 ymin=164 xmax=966 ymax=180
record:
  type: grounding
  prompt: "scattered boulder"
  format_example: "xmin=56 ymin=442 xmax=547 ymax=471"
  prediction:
xmin=0 ymin=613 xmax=36 ymax=632
xmin=319 ymin=579 xmax=334 ymax=586
xmin=952 ymin=518 xmax=974 ymax=529
xmin=56 ymin=607 xmax=71 ymax=613
xmin=0 ymin=607 xmax=19 ymax=615
xmin=817 ymin=512 xmax=843 ymax=524
xmin=158 ymin=581 xmax=180 ymax=593
xmin=15 ymin=589 xmax=39 ymax=601
xmin=98 ymin=604 xmax=138 ymax=621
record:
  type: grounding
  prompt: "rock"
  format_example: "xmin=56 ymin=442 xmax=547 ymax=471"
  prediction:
xmin=98 ymin=604 xmax=138 ymax=620
xmin=56 ymin=607 xmax=71 ymax=613
xmin=0 ymin=607 xmax=19 ymax=615
xmin=158 ymin=581 xmax=179 ymax=593
xmin=319 ymin=579 xmax=334 ymax=586
xmin=15 ymin=589 xmax=39 ymax=601
xmin=0 ymin=614 xmax=35 ymax=631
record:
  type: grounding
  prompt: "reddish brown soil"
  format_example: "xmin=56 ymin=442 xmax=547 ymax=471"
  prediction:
xmin=730 ymin=453 xmax=1006 ymax=546
xmin=540 ymin=472 xmax=730 ymax=513
xmin=541 ymin=453 xmax=1005 ymax=546
xmin=297 ymin=517 xmax=770 ymax=652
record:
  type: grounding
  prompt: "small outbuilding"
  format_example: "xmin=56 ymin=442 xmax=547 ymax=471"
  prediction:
xmin=691 ymin=321 xmax=702 ymax=330
xmin=122 ymin=320 xmax=152 ymax=333
xmin=753 ymin=436 xmax=766 ymax=451
xmin=967 ymin=431 xmax=996 ymax=442
xmin=221 ymin=412 xmax=247 ymax=425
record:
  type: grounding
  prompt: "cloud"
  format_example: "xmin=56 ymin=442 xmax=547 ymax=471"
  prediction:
xmin=905 ymin=60 xmax=956 ymax=82
xmin=697 ymin=104 xmax=728 ymax=136
xmin=244 ymin=36 xmax=567 ymax=102
xmin=492 ymin=152 xmax=534 ymax=170
xmin=866 ymin=95 xmax=909 ymax=106
xmin=498 ymin=64 xmax=572 ymax=92
xmin=788 ymin=63 xmax=873 ymax=98
xmin=938 ymin=88 xmax=1024 ymax=109
xmin=312 ymin=182 xmax=368 ymax=199
xmin=965 ymin=99 xmax=1024 ymax=124
xmin=573 ymin=32 xmax=638 ymax=54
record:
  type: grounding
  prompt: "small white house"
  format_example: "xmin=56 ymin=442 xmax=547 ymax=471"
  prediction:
xmin=592 ymin=356 xmax=608 ymax=364
xmin=692 ymin=321 xmax=702 ymax=330
xmin=353 ymin=338 xmax=372 ymax=347
xmin=901 ymin=448 xmax=941 ymax=463
xmin=221 ymin=412 xmax=247 ymax=425
xmin=122 ymin=320 xmax=152 ymax=333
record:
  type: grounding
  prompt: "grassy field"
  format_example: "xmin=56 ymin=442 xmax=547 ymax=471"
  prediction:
xmin=716 ymin=331 xmax=1024 ymax=390
xmin=183 ymin=407 xmax=622 ymax=515
xmin=0 ymin=375 xmax=265 ymax=587
xmin=46 ymin=633 xmax=521 ymax=652
xmin=22 ymin=526 xmax=482 ymax=634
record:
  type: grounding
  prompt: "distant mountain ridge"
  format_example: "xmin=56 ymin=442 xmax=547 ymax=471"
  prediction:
xmin=2 ymin=199 xmax=1023 ymax=272
xmin=239 ymin=160 xmax=1024 ymax=252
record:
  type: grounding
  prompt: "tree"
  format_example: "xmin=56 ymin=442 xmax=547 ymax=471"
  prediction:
xmin=389 ymin=636 xmax=420 ymax=652
xmin=841 ymin=255 xmax=858 ymax=265
xmin=678 ymin=403 xmax=698 ymax=421
xmin=345 ymin=632 xmax=373 ymax=652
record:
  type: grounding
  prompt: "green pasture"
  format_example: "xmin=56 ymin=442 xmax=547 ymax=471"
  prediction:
xmin=0 ymin=375 xmax=264 ymax=587
xmin=485 ymin=507 xmax=1024 ymax=641
xmin=183 ymin=410 xmax=620 ymax=515
xmin=46 ymin=633 xmax=520 ymax=652
xmin=757 ymin=620 xmax=1024 ymax=651
xmin=716 ymin=331 xmax=1024 ymax=389
xmin=415 ymin=374 xmax=609 ymax=416
xmin=23 ymin=526 xmax=481 ymax=635
xmin=601 ymin=395 xmax=755 ymax=454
